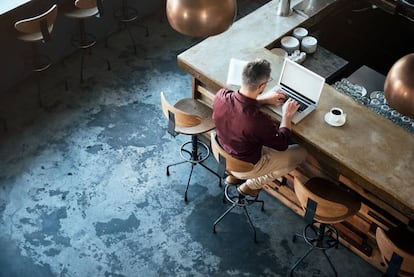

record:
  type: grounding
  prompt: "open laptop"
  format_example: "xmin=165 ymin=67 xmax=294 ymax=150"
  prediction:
xmin=263 ymin=58 xmax=325 ymax=124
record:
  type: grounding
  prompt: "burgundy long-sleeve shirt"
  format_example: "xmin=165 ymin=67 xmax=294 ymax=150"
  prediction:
xmin=212 ymin=89 xmax=291 ymax=164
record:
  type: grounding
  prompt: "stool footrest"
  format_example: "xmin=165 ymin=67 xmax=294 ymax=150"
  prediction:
xmin=114 ymin=6 xmax=138 ymax=22
xmin=71 ymin=32 xmax=96 ymax=49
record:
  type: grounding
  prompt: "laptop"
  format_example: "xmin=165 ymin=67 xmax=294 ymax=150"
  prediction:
xmin=263 ymin=58 xmax=325 ymax=124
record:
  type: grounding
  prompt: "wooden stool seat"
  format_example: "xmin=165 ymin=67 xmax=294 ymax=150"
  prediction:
xmin=295 ymin=177 xmax=361 ymax=223
xmin=376 ymin=227 xmax=414 ymax=276
xmin=290 ymin=176 xmax=361 ymax=276
xmin=15 ymin=27 xmax=55 ymax=43
xmin=171 ymin=98 xmax=215 ymax=135
xmin=61 ymin=0 xmax=100 ymax=18
xmin=160 ymin=92 xmax=221 ymax=202
xmin=14 ymin=4 xmax=57 ymax=43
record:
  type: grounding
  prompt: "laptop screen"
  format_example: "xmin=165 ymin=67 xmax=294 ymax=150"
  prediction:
xmin=278 ymin=58 xmax=325 ymax=104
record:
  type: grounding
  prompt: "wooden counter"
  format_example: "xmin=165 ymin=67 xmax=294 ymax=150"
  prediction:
xmin=177 ymin=0 xmax=414 ymax=272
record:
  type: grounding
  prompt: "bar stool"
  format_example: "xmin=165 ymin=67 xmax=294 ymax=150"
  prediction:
xmin=106 ymin=0 xmax=149 ymax=54
xmin=210 ymin=131 xmax=265 ymax=243
xmin=290 ymin=176 xmax=361 ymax=276
xmin=14 ymin=4 xmax=58 ymax=107
xmin=62 ymin=0 xmax=111 ymax=83
xmin=376 ymin=227 xmax=414 ymax=276
xmin=160 ymin=92 xmax=221 ymax=202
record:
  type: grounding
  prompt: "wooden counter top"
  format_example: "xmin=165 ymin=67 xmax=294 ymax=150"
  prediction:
xmin=177 ymin=0 xmax=414 ymax=219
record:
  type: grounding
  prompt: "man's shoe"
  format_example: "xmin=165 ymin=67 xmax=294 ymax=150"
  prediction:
xmin=225 ymin=176 xmax=243 ymax=185
xmin=237 ymin=183 xmax=261 ymax=198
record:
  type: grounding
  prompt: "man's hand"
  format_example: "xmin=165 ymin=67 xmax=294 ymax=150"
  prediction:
xmin=280 ymin=98 xmax=299 ymax=130
xmin=258 ymin=89 xmax=287 ymax=105
xmin=282 ymin=98 xmax=300 ymax=119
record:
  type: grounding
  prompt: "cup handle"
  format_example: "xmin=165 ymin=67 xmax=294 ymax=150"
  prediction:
xmin=343 ymin=113 xmax=347 ymax=121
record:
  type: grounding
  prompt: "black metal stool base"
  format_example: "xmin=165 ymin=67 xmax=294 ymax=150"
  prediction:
xmin=106 ymin=0 xmax=149 ymax=55
xmin=213 ymin=183 xmax=264 ymax=243
xmin=70 ymin=20 xmax=111 ymax=84
xmin=166 ymin=135 xmax=222 ymax=202
xmin=24 ymin=44 xmax=52 ymax=108
xmin=290 ymin=223 xmax=339 ymax=277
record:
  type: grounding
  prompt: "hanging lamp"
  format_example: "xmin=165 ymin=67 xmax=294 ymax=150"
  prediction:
xmin=384 ymin=53 xmax=414 ymax=118
xmin=166 ymin=0 xmax=237 ymax=37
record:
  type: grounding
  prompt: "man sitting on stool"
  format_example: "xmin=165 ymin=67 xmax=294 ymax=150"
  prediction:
xmin=212 ymin=59 xmax=307 ymax=197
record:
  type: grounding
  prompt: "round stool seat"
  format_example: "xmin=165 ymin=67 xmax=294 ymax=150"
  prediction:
xmin=385 ymin=228 xmax=414 ymax=255
xmin=170 ymin=98 xmax=215 ymax=135
xmin=62 ymin=0 xmax=99 ymax=19
xmin=14 ymin=4 xmax=57 ymax=43
xmin=376 ymin=227 xmax=414 ymax=276
xmin=295 ymin=177 xmax=361 ymax=224
xmin=15 ymin=31 xmax=52 ymax=42
xmin=63 ymin=7 xmax=98 ymax=18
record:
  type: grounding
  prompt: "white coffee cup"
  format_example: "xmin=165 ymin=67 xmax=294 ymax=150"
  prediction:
xmin=329 ymin=107 xmax=346 ymax=123
xmin=281 ymin=36 xmax=299 ymax=54
xmin=293 ymin=27 xmax=308 ymax=41
xmin=301 ymin=36 xmax=318 ymax=54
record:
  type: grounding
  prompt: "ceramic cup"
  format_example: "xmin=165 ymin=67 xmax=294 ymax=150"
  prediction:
xmin=293 ymin=27 xmax=308 ymax=41
xmin=329 ymin=107 xmax=346 ymax=123
xmin=301 ymin=36 xmax=318 ymax=54
xmin=281 ymin=36 xmax=299 ymax=54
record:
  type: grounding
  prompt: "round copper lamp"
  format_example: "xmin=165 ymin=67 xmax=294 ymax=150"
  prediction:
xmin=384 ymin=53 xmax=414 ymax=118
xmin=166 ymin=0 xmax=237 ymax=37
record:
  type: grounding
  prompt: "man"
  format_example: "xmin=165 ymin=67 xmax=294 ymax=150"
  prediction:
xmin=212 ymin=59 xmax=308 ymax=197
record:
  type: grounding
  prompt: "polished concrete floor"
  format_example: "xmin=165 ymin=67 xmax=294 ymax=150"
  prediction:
xmin=0 ymin=3 xmax=382 ymax=277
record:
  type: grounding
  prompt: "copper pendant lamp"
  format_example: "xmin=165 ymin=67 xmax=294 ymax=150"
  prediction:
xmin=166 ymin=0 xmax=237 ymax=37
xmin=384 ymin=53 xmax=414 ymax=118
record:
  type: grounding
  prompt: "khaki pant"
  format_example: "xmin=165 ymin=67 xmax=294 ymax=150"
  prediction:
xmin=231 ymin=145 xmax=307 ymax=190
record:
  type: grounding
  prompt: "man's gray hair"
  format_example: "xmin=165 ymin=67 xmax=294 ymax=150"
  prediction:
xmin=242 ymin=59 xmax=271 ymax=91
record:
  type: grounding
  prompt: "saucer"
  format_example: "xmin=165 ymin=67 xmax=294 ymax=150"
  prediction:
xmin=324 ymin=113 xmax=346 ymax=127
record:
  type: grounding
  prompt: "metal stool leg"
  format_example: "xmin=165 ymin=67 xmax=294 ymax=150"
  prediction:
xmin=242 ymin=206 xmax=257 ymax=243
xmin=166 ymin=160 xmax=187 ymax=176
xmin=213 ymin=202 xmax=237 ymax=233
xmin=199 ymin=162 xmax=222 ymax=187
xmin=125 ymin=24 xmax=137 ymax=54
xmin=184 ymin=164 xmax=195 ymax=202
xmin=80 ymin=50 xmax=85 ymax=83
xmin=250 ymin=198 xmax=265 ymax=211
xmin=290 ymin=245 xmax=316 ymax=276
xmin=322 ymin=249 xmax=338 ymax=277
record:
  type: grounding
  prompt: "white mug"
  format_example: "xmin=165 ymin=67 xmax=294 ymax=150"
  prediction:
xmin=330 ymin=107 xmax=346 ymax=123
xmin=301 ymin=36 xmax=317 ymax=54
xmin=293 ymin=27 xmax=308 ymax=41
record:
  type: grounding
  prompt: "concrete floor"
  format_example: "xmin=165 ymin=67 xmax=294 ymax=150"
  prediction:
xmin=0 ymin=3 xmax=382 ymax=277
